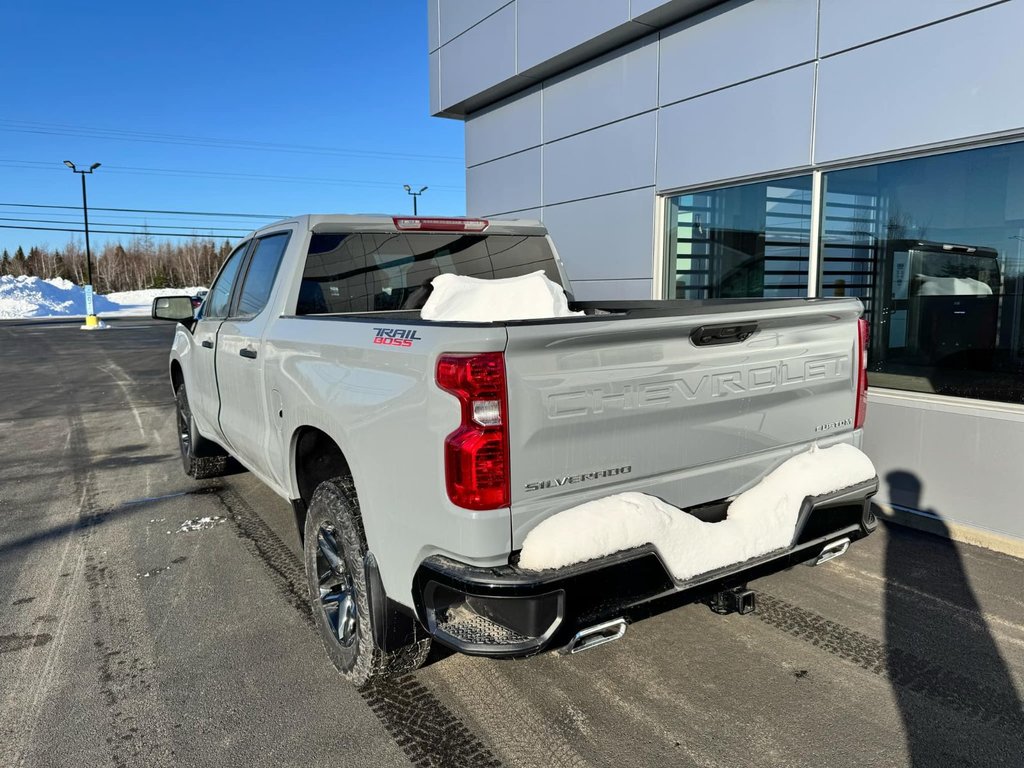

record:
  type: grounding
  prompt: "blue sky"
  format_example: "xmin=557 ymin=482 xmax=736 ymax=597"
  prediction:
xmin=1 ymin=0 xmax=466 ymax=254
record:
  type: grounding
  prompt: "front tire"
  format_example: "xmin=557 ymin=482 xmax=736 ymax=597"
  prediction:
xmin=304 ymin=476 xmax=430 ymax=686
xmin=175 ymin=384 xmax=228 ymax=479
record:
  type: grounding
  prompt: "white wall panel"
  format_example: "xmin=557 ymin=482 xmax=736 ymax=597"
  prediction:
xmin=864 ymin=390 xmax=1024 ymax=540
xmin=657 ymin=65 xmax=814 ymax=190
xmin=658 ymin=0 xmax=817 ymax=106
xmin=543 ymin=112 xmax=657 ymax=205
xmin=819 ymin=0 xmax=996 ymax=56
xmin=429 ymin=50 xmax=441 ymax=115
xmin=815 ymin=2 xmax=1024 ymax=164
xmin=466 ymin=149 xmax=542 ymax=215
xmin=516 ymin=0 xmax=632 ymax=72
xmin=439 ymin=4 xmax=517 ymax=110
xmin=466 ymin=87 xmax=542 ymax=167
xmin=428 ymin=0 xmax=440 ymax=52
xmin=439 ymin=0 xmax=511 ymax=46
xmin=542 ymin=188 xmax=656 ymax=280
xmin=543 ymin=36 xmax=658 ymax=143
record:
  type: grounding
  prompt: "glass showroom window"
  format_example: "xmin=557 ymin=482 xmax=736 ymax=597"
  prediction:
xmin=820 ymin=142 xmax=1024 ymax=404
xmin=666 ymin=175 xmax=813 ymax=299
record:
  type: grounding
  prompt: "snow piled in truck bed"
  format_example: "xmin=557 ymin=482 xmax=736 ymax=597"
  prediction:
xmin=517 ymin=444 xmax=876 ymax=581
xmin=0 ymin=276 xmax=203 ymax=319
xmin=421 ymin=270 xmax=581 ymax=322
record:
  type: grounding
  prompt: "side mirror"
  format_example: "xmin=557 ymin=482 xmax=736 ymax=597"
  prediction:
xmin=152 ymin=296 xmax=196 ymax=326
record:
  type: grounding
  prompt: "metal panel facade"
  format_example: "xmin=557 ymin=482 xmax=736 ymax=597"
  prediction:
xmin=465 ymin=148 xmax=542 ymax=216
xmin=438 ymin=0 xmax=510 ymax=46
xmin=542 ymin=188 xmax=656 ymax=281
xmin=658 ymin=0 xmax=817 ymax=106
xmin=543 ymin=112 xmax=656 ymax=205
xmin=465 ymin=86 xmax=542 ymax=167
xmin=818 ymin=0 xmax=997 ymax=56
xmin=516 ymin=0 xmax=632 ymax=72
xmin=656 ymin=64 xmax=814 ymax=190
xmin=438 ymin=3 xmax=517 ymax=108
xmin=815 ymin=1 xmax=1024 ymax=163
xmin=542 ymin=36 xmax=658 ymax=143
xmin=432 ymin=0 xmax=1024 ymax=545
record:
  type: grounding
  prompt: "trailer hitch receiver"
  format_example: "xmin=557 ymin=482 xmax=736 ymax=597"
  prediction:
xmin=705 ymin=586 xmax=756 ymax=615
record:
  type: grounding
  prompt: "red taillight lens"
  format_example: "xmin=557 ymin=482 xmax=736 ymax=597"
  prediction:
xmin=436 ymin=352 xmax=509 ymax=510
xmin=855 ymin=317 xmax=869 ymax=429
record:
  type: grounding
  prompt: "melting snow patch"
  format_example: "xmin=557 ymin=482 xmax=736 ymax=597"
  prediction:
xmin=420 ymin=270 xmax=581 ymax=322
xmin=517 ymin=444 xmax=876 ymax=581
xmin=176 ymin=515 xmax=225 ymax=533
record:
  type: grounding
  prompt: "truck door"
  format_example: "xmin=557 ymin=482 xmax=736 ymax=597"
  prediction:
xmin=215 ymin=231 xmax=292 ymax=481
xmin=188 ymin=240 xmax=251 ymax=441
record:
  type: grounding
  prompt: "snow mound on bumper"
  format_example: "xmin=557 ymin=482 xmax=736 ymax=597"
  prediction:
xmin=421 ymin=270 xmax=581 ymax=322
xmin=517 ymin=444 xmax=876 ymax=581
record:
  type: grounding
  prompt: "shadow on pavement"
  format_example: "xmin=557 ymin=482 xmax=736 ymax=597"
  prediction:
xmin=883 ymin=470 xmax=1023 ymax=766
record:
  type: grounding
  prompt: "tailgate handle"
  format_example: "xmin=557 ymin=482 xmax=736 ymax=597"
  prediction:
xmin=691 ymin=323 xmax=758 ymax=346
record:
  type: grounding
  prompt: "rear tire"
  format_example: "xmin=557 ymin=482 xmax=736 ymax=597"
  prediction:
xmin=175 ymin=384 xmax=228 ymax=480
xmin=304 ymin=476 xmax=430 ymax=686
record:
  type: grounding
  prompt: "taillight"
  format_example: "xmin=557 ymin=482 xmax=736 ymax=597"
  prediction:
xmin=855 ymin=317 xmax=869 ymax=429
xmin=436 ymin=352 xmax=509 ymax=510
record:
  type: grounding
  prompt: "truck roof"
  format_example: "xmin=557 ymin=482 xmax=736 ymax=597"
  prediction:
xmin=248 ymin=214 xmax=547 ymax=239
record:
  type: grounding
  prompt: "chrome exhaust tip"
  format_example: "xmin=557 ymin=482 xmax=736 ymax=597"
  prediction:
xmin=811 ymin=537 xmax=851 ymax=566
xmin=562 ymin=618 xmax=627 ymax=654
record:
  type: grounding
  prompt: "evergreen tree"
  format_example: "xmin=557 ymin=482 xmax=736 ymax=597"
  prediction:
xmin=13 ymin=246 xmax=26 ymax=276
xmin=1 ymin=249 xmax=9 ymax=276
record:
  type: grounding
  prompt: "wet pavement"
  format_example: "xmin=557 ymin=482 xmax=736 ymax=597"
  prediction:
xmin=1 ymin=318 xmax=1021 ymax=767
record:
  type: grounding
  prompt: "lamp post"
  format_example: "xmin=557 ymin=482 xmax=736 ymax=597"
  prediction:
xmin=64 ymin=160 xmax=102 ymax=329
xmin=403 ymin=184 xmax=427 ymax=216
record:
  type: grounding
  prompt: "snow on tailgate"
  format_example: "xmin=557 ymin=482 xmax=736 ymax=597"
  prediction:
xmin=517 ymin=444 xmax=876 ymax=580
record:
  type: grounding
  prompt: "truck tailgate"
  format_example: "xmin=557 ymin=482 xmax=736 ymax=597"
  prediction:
xmin=504 ymin=298 xmax=865 ymax=547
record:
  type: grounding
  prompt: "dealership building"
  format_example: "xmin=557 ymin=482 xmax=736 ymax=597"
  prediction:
xmin=428 ymin=0 xmax=1024 ymax=551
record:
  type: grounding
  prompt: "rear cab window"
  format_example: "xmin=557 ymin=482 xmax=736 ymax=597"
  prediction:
xmin=296 ymin=232 xmax=561 ymax=315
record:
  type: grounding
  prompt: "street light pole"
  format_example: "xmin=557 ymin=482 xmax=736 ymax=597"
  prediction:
xmin=403 ymin=184 xmax=428 ymax=215
xmin=64 ymin=160 xmax=102 ymax=329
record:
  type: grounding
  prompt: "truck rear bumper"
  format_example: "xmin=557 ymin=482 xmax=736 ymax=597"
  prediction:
xmin=412 ymin=478 xmax=879 ymax=657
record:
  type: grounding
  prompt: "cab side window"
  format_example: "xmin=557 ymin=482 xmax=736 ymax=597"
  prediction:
xmin=204 ymin=242 xmax=250 ymax=319
xmin=235 ymin=233 xmax=290 ymax=318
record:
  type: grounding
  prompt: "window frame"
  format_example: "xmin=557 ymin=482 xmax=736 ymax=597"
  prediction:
xmin=659 ymin=133 xmax=1024 ymax=408
xmin=201 ymin=239 xmax=252 ymax=320
xmin=229 ymin=230 xmax=293 ymax=320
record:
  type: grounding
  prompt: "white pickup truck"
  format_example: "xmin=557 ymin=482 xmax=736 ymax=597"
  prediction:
xmin=153 ymin=214 xmax=878 ymax=685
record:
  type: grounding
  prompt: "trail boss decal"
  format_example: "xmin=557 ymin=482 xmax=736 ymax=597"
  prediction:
xmin=372 ymin=327 xmax=422 ymax=347
xmin=525 ymin=465 xmax=632 ymax=492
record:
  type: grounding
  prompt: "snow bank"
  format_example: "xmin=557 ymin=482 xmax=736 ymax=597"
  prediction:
xmin=421 ymin=270 xmax=581 ymax=322
xmin=0 ymin=275 xmax=120 ymax=319
xmin=916 ymin=274 xmax=993 ymax=296
xmin=0 ymin=276 xmax=205 ymax=319
xmin=517 ymin=443 xmax=876 ymax=581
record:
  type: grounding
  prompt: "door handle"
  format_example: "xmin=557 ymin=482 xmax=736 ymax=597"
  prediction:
xmin=239 ymin=347 xmax=258 ymax=359
xmin=201 ymin=340 xmax=214 ymax=349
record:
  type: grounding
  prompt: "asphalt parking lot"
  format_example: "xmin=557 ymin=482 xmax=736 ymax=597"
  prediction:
xmin=1 ymin=318 xmax=1021 ymax=768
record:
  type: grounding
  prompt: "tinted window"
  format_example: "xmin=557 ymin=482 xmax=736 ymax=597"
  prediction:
xmin=666 ymin=176 xmax=813 ymax=299
xmin=297 ymin=232 xmax=559 ymax=315
xmin=205 ymin=242 xmax=249 ymax=318
xmin=236 ymin=233 xmax=290 ymax=317
xmin=820 ymin=141 xmax=1024 ymax=404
